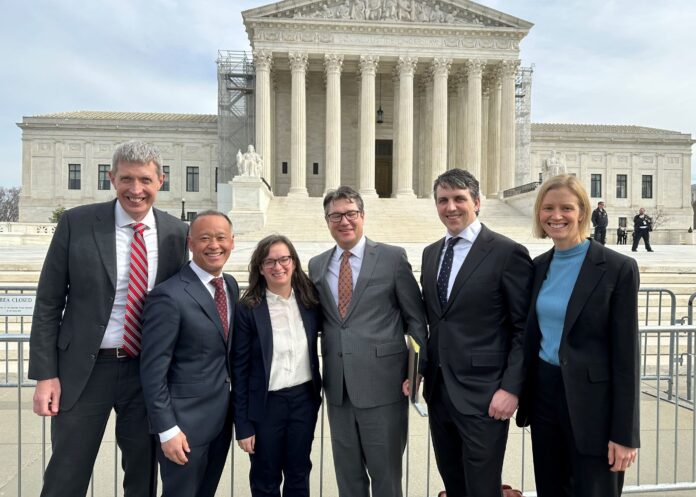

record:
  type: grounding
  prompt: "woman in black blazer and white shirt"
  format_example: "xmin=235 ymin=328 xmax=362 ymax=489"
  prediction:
xmin=516 ymin=175 xmax=640 ymax=497
xmin=233 ymin=234 xmax=322 ymax=497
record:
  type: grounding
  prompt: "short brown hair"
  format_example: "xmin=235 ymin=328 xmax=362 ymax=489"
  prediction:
xmin=532 ymin=175 xmax=592 ymax=239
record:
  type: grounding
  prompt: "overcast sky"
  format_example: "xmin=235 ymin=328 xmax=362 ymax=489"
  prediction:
xmin=1 ymin=0 xmax=695 ymax=187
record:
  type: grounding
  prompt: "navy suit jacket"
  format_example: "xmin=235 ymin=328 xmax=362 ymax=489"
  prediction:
xmin=232 ymin=295 xmax=322 ymax=440
xmin=516 ymin=239 xmax=641 ymax=455
xmin=140 ymin=263 xmax=239 ymax=446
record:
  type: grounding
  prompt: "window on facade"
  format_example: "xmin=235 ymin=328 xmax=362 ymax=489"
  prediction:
xmin=215 ymin=167 xmax=218 ymax=192
xmin=313 ymin=162 xmax=319 ymax=175
xmin=68 ymin=164 xmax=81 ymax=190
xmin=642 ymin=175 xmax=653 ymax=199
xmin=590 ymin=174 xmax=602 ymax=198
xmin=98 ymin=164 xmax=110 ymax=190
xmin=161 ymin=166 xmax=170 ymax=192
xmin=618 ymin=217 xmax=627 ymax=228
xmin=186 ymin=166 xmax=199 ymax=192
xmin=282 ymin=162 xmax=288 ymax=175
xmin=186 ymin=211 xmax=197 ymax=222
xmin=616 ymin=174 xmax=628 ymax=199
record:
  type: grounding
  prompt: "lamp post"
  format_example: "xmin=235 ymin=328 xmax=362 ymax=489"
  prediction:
xmin=180 ymin=198 xmax=186 ymax=221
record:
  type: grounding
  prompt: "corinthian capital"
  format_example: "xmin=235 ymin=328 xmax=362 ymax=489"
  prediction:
xmin=397 ymin=56 xmax=419 ymax=77
xmin=465 ymin=59 xmax=485 ymax=78
xmin=430 ymin=57 xmax=452 ymax=77
xmin=359 ymin=55 xmax=379 ymax=76
xmin=288 ymin=52 xmax=308 ymax=72
xmin=500 ymin=59 xmax=520 ymax=78
xmin=324 ymin=54 xmax=344 ymax=74
xmin=253 ymin=50 xmax=273 ymax=71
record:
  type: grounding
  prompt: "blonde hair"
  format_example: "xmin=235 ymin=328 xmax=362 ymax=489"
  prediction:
xmin=532 ymin=175 xmax=592 ymax=239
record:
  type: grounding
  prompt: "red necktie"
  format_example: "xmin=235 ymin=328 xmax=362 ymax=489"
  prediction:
xmin=122 ymin=223 xmax=148 ymax=357
xmin=211 ymin=277 xmax=228 ymax=339
xmin=338 ymin=251 xmax=352 ymax=318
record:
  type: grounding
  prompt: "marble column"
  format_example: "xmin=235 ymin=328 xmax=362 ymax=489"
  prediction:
xmin=396 ymin=56 xmax=418 ymax=197
xmin=499 ymin=59 xmax=519 ymax=192
xmin=359 ymin=55 xmax=379 ymax=197
xmin=481 ymin=80 xmax=490 ymax=195
xmin=487 ymin=68 xmax=501 ymax=195
xmin=465 ymin=59 xmax=485 ymax=181
xmin=430 ymin=57 xmax=451 ymax=182
xmin=253 ymin=49 xmax=273 ymax=182
xmin=391 ymin=67 xmax=400 ymax=197
xmin=447 ymin=78 xmax=458 ymax=169
xmin=288 ymin=52 xmax=308 ymax=197
xmin=424 ymin=73 xmax=434 ymax=194
xmin=417 ymin=76 xmax=428 ymax=196
xmin=456 ymin=72 xmax=467 ymax=168
xmin=324 ymin=54 xmax=343 ymax=193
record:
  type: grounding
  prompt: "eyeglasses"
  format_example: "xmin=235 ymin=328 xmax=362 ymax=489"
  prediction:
xmin=326 ymin=210 xmax=361 ymax=223
xmin=261 ymin=255 xmax=293 ymax=269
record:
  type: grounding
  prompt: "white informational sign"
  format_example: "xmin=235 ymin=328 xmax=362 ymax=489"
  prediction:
xmin=0 ymin=294 xmax=36 ymax=316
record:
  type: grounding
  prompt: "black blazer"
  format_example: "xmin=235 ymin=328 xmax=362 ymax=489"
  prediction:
xmin=140 ymin=263 xmax=239 ymax=446
xmin=516 ymin=239 xmax=641 ymax=456
xmin=233 ymin=295 xmax=322 ymax=440
xmin=420 ymin=224 xmax=533 ymax=415
xmin=28 ymin=200 xmax=189 ymax=411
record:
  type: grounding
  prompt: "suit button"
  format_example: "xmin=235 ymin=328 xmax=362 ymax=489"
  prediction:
xmin=90 ymin=354 xmax=96 ymax=360
xmin=338 ymin=352 xmax=343 ymax=357
xmin=225 ymin=377 xmax=231 ymax=383
xmin=560 ymin=358 xmax=567 ymax=366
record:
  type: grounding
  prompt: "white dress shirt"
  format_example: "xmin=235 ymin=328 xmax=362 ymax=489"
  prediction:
xmin=266 ymin=289 xmax=313 ymax=391
xmin=101 ymin=201 xmax=159 ymax=348
xmin=326 ymin=235 xmax=367 ymax=307
xmin=159 ymin=260 xmax=230 ymax=443
xmin=437 ymin=219 xmax=482 ymax=300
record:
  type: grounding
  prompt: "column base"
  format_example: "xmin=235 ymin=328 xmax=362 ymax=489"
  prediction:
xmin=395 ymin=189 xmax=416 ymax=198
xmin=287 ymin=188 xmax=309 ymax=197
xmin=359 ymin=189 xmax=379 ymax=198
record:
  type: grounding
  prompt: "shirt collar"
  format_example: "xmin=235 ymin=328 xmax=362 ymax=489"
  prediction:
xmin=189 ymin=260 xmax=222 ymax=284
xmin=114 ymin=201 xmax=155 ymax=230
xmin=445 ymin=218 xmax=482 ymax=245
xmin=266 ymin=288 xmax=296 ymax=303
xmin=333 ymin=235 xmax=367 ymax=261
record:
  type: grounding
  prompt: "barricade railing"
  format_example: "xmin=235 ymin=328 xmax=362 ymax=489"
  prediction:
xmin=3 ymin=325 xmax=696 ymax=496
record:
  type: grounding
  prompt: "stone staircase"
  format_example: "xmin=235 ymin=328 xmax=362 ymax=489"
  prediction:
xmin=240 ymin=195 xmax=537 ymax=244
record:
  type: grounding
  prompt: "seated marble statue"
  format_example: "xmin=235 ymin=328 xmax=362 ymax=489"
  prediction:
xmin=236 ymin=145 xmax=263 ymax=178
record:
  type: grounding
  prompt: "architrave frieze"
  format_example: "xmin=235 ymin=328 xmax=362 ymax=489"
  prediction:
xmin=246 ymin=20 xmax=525 ymax=59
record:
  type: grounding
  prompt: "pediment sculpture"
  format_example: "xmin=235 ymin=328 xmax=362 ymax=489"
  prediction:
xmin=273 ymin=0 xmax=505 ymax=26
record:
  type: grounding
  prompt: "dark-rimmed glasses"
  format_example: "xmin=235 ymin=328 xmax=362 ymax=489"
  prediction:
xmin=261 ymin=255 xmax=293 ymax=269
xmin=326 ymin=210 xmax=361 ymax=223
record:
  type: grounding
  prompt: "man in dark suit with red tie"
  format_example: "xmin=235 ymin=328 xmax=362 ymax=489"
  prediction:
xmin=420 ymin=169 xmax=533 ymax=497
xmin=29 ymin=141 xmax=189 ymax=497
xmin=140 ymin=211 xmax=238 ymax=497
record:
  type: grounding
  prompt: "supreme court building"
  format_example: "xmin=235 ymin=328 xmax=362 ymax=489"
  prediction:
xmin=16 ymin=0 xmax=695 ymax=230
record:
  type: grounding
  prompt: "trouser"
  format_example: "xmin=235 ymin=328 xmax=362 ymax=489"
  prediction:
xmin=631 ymin=230 xmax=652 ymax=251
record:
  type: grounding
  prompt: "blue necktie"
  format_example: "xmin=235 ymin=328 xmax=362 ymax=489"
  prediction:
xmin=437 ymin=237 xmax=461 ymax=309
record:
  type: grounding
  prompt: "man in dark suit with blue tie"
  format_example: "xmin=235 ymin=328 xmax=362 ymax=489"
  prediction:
xmin=29 ymin=141 xmax=189 ymax=497
xmin=140 ymin=211 xmax=239 ymax=497
xmin=420 ymin=169 xmax=533 ymax=497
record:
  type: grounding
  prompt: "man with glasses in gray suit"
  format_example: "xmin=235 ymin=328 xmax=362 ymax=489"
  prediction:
xmin=309 ymin=186 xmax=427 ymax=497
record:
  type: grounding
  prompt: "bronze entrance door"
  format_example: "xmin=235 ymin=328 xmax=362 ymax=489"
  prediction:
xmin=375 ymin=140 xmax=393 ymax=198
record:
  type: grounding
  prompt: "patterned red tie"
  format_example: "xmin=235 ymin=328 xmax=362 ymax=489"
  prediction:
xmin=338 ymin=250 xmax=352 ymax=318
xmin=211 ymin=277 xmax=228 ymax=339
xmin=122 ymin=223 xmax=148 ymax=357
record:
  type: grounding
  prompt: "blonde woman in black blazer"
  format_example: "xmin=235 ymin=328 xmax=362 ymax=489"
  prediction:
xmin=516 ymin=175 xmax=640 ymax=497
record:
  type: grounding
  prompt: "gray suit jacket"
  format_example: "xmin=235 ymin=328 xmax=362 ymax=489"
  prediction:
xmin=28 ymin=200 xmax=189 ymax=411
xmin=309 ymin=238 xmax=427 ymax=408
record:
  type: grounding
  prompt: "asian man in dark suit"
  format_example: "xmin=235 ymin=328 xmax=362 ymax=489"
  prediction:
xmin=28 ymin=141 xmax=189 ymax=497
xmin=308 ymin=186 xmax=428 ymax=497
xmin=420 ymin=169 xmax=533 ymax=497
xmin=140 ymin=211 xmax=238 ymax=497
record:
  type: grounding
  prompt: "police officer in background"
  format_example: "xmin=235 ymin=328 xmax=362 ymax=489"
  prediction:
xmin=591 ymin=201 xmax=608 ymax=245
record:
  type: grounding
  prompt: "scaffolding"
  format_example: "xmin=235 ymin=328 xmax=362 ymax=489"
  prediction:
xmin=515 ymin=64 xmax=534 ymax=186
xmin=217 ymin=50 xmax=255 ymax=183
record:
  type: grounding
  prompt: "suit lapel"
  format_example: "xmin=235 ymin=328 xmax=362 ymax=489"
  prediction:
xmin=563 ymin=241 xmax=605 ymax=338
xmin=444 ymin=225 xmax=493 ymax=313
xmin=93 ymin=200 xmax=117 ymax=290
xmin=224 ymin=274 xmax=237 ymax=352
xmin=253 ymin=298 xmax=274 ymax=379
xmin=153 ymin=208 xmax=178 ymax=285
xmin=425 ymin=238 xmax=445 ymax=315
xmin=182 ymin=264 xmax=226 ymax=342
xmin=344 ymin=238 xmax=379 ymax=321
xmin=317 ymin=249 xmax=340 ymax=321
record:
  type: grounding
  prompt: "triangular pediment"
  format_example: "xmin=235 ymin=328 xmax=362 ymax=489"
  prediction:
xmin=243 ymin=0 xmax=533 ymax=29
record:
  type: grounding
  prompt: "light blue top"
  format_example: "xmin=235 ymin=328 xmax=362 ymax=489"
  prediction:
xmin=537 ymin=240 xmax=590 ymax=365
